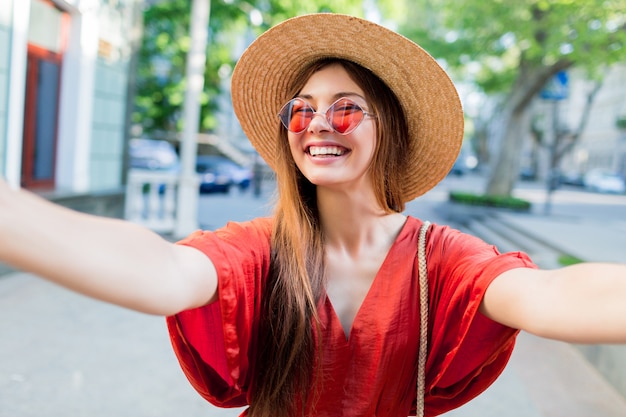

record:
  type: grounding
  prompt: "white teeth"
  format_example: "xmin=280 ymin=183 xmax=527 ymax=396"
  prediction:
xmin=309 ymin=146 xmax=345 ymax=156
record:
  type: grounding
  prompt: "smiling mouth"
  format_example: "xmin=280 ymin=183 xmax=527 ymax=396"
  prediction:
xmin=308 ymin=146 xmax=347 ymax=157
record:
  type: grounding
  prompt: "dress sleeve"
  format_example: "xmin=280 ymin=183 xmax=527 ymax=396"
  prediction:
xmin=423 ymin=224 xmax=537 ymax=416
xmin=166 ymin=218 xmax=272 ymax=408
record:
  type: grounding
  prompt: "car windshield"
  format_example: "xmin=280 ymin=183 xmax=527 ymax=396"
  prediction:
xmin=129 ymin=139 xmax=179 ymax=171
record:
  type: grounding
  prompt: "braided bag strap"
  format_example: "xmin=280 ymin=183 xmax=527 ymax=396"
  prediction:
xmin=416 ymin=221 xmax=431 ymax=417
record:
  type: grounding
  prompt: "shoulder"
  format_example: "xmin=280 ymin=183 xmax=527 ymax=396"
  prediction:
xmin=181 ymin=217 xmax=273 ymax=243
xmin=214 ymin=217 xmax=273 ymax=241
xmin=407 ymin=217 xmax=537 ymax=302
xmin=176 ymin=217 xmax=274 ymax=263
xmin=404 ymin=215 xmax=535 ymax=283
xmin=405 ymin=216 xmax=482 ymax=252
xmin=403 ymin=216 xmax=500 ymax=258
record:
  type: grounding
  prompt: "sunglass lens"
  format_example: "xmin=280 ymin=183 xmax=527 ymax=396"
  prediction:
xmin=328 ymin=98 xmax=364 ymax=134
xmin=279 ymin=99 xmax=313 ymax=134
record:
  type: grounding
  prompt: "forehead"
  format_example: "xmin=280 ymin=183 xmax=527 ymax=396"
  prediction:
xmin=298 ymin=63 xmax=366 ymax=100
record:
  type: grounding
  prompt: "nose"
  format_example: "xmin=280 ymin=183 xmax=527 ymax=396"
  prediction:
xmin=307 ymin=110 xmax=333 ymax=133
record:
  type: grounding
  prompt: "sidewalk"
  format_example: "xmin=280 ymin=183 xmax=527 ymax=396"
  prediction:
xmin=497 ymin=211 xmax=626 ymax=264
xmin=0 ymin=272 xmax=243 ymax=417
xmin=435 ymin=173 xmax=626 ymax=266
xmin=443 ymin=331 xmax=626 ymax=417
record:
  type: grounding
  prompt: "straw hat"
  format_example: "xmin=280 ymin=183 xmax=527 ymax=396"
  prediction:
xmin=231 ymin=13 xmax=464 ymax=202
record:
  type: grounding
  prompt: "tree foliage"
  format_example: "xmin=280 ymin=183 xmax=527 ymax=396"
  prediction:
xmin=134 ymin=0 xmax=246 ymax=134
xmin=399 ymin=0 xmax=626 ymax=196
xmin=403 ymin=0 xmax=626 ymax=92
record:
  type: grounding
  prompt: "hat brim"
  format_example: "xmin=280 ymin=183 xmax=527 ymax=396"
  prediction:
xmin=231 ymin=13 xmax=464 ymax=201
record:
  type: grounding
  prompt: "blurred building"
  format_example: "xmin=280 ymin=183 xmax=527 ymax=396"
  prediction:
xmin=564 ymin=64 xmax=626 ymax=177
xmin=0 ymin=0 xmax=144 ymax=216
xmin=527 ymin=64 xmax=626 ymax=181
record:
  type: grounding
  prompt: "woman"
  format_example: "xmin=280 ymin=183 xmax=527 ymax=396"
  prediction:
xmin=0 ymin=13 xmax=625 ymax=417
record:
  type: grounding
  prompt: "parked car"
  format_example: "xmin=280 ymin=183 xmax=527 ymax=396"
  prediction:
xmin=196 ymin=155 xmax=253 ymax=192
xmin=519 ymin=167 xmax=537 ymax=182
xmin=196 ymin=155 xmax=236 ymax=194
xmin=129 ymin=138 xmax=179 ymax=172
xmin=449 ymin=158 xmax=467 ymax=176
xmin=583 ymin=169 xmax=626 ymax=194
xmin=449 ymin=150 xmax=478 ymax=176
xmin=128 ymin=138 xmax=180 ymax=194
xmin=558 ymin=171 xmax=585 ymax=187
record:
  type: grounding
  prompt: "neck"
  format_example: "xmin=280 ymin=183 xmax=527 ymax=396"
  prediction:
xmin=316 ymin=186 xmax=406 ymax=256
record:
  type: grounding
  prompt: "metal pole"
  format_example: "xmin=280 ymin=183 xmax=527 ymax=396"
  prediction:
xmin=175 ymin=0 xmax=210 ymax=237
xmin=544 ymin=99 xmax=559 ymax=216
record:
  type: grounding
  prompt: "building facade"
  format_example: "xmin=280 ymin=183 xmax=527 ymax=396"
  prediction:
xmin=564 ymin=64 xmax=626 ymax=177
xmin=0 ymin=0 xmax=143 ymax=198
xmin=529 ymin=64 xmax=626 ymax=181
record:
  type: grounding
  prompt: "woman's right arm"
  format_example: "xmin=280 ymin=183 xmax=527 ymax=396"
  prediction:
xmin=0 ymin=180 xmax=218 ymax=316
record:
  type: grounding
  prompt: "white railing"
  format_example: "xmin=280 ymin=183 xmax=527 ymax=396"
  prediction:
xmin=125 ymin=170 xmax=179 ymax=234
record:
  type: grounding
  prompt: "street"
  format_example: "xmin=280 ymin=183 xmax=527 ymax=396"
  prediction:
xmin=0 ymin=173 xmax=625 ymax=416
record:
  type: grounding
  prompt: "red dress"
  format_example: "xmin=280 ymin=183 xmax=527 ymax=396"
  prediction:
xmin=167 ymin=216 xmax=536 ymax=416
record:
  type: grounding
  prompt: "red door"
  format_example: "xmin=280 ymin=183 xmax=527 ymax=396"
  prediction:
xmin=21 ymin=45 xmax=63 ymax=189
xmin=21 ymin=0 xmax=69 ymax=189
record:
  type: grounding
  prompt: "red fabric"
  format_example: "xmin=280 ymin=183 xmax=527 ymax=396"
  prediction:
xmin=166 ymin=216 xmax=537 ymax=416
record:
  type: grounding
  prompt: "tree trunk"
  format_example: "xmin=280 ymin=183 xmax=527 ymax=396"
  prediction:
xmin=485 ymin=106 xmax=532 ymax=195
xmin=485 ymin=59 xmax=572 ymax=196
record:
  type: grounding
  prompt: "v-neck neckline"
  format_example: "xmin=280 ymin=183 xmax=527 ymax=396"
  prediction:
xmin=325 ymin=217 xmax=414 ymax=342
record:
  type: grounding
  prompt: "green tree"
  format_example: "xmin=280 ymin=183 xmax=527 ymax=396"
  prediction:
xmin=400 ymin=0 xmax=626 ymax=196
xmin=133 ymin=0 xmax=246 ymax=135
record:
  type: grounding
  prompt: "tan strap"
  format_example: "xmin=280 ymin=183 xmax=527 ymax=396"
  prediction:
xmin=416 ymin=221 xmax=431 ymax=417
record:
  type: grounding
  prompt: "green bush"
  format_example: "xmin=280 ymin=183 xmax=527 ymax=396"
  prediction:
xmin=449 ymin=191 xmax=531 ymax=211
xmin=558 ymin=254 xmax=584 ymax=266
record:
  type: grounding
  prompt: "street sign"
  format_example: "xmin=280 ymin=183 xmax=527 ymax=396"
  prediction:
xmin=540 ymin=71 xmax=569 ymax=100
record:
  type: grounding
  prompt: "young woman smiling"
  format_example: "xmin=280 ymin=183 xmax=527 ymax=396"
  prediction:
xmin=1 ymin=13 xmax=625 ymax=417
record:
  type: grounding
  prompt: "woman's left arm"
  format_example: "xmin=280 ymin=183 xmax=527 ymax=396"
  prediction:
xmin=481 ymin=263 xmax=626 ymax=344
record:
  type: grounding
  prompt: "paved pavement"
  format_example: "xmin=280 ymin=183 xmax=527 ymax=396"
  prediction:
xmin=1 ymin=174 xmax=625 ymax=416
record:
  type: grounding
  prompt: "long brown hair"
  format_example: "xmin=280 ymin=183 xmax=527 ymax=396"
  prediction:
xmin=250 ymin=58 xmax=410 ymax=417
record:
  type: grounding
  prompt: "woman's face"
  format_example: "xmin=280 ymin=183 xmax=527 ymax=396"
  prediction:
xmin=286 ymin=64 xmax=377 ymax=195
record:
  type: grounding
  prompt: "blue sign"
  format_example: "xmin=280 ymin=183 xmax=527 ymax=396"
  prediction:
xmin=540 ymin=71 xmax=569 ymax=100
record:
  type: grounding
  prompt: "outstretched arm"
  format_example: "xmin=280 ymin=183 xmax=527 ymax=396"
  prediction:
xmin=0 ymin=180 xmax=217 ymax=316
xmin=481 ymin=263 xmax=626 ymax=343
